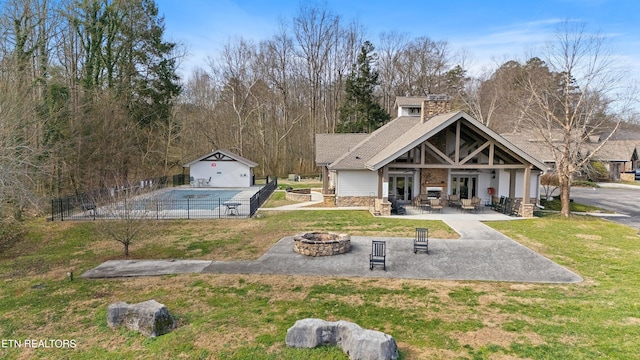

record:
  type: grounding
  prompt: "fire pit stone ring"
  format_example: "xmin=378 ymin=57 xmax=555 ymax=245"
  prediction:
xmin=293 ymin=231 xmax=351 ymax=256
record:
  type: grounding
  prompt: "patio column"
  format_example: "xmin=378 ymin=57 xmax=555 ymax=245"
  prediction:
xmin=522 ymin=165 xmax=531 ymax=204
xmin=322 ymin=166 xmax=329 ymax=194
xmin=509 ymin=170 xmax=516 ymax=198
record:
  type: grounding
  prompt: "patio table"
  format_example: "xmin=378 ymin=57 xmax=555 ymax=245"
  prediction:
xmin=223 ymin=202 xmax=241 ymax=215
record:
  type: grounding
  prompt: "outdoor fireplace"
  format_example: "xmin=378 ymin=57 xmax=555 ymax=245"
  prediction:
xmin=426 ymin=186 xmax=444 ymax=199
xmin=293 ymin=231 xmax=351 ymax=257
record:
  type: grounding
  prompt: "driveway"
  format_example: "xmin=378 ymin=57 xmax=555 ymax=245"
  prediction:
xmin=570 ymin=184 xmax=640 ymax=229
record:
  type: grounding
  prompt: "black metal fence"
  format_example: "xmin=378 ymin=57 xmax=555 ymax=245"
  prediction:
xmin=51 ymin=176 xmax=278 ymax=221
xmin=250 ymin=177 xmax=278 ymax=216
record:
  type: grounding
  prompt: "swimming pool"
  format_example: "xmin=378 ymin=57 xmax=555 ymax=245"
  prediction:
xmin=158 ymin=189 xmax=240 ymax=201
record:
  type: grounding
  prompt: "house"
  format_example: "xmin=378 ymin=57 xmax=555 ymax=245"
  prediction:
xmin=501 ymin=132 xmax=640 ymax=181
xmin=183 ymin=149 xmax=257 ymax=188
xmin=316 ymin=96 xmax=549 ymax=217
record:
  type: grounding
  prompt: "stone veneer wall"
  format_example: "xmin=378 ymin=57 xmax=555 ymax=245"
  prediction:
xmin=336 ymin=196 xmax=371 ymax=207
xmin=286 ymin=192 xmax=312 ymax=202
xmin=420 ymin=168 xmax=448 ymax=194
xmin=620 ymin=173 xmax=634 ymax=182
xmin=373 ymin=198 xmax=391 ymax=216
xmin=519 ymin=203 xmax=534 ymax=218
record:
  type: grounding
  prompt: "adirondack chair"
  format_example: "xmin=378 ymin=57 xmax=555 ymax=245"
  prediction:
xmin=413 ymin=228 xmax=429 ymax=254
xmin=495 ymin=196 xmax=506 ymax=212
xmin=369 ymin=240 xmax=386 ymax=271
xmin=502 ymin=197 xmax=512 ymax=214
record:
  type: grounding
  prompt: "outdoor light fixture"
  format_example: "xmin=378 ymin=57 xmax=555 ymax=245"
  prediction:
xmin=491 ymin=170 xmax=496 ymax=179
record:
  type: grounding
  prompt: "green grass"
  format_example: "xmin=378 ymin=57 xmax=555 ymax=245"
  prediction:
xmin=1 ymin=211 xmax=640 ymax=358
xmin=539 ymin=198 xmax=609 ymax=213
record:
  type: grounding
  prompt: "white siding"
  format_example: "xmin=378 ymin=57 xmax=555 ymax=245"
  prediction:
xmin=190 ymin=161 xmax=252 ymax=187
xmin=496 ymin=169 xmax=540 ymax=200
xmin=336 ymin=170 xmax=378 ymax=196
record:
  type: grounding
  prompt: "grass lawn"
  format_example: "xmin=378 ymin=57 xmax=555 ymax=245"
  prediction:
xmin=1 ymin=210 xmax=639 ymax=359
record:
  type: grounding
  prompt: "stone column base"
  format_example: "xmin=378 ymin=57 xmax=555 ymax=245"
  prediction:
xmin=323 ymin=194 xmax=335 ymax=207
xmin=520 ymin=203 xmax=534 ymax=218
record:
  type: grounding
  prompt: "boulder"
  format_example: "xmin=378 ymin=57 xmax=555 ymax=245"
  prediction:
xmin=107 ymin=300 xmax=175 ymax=337
xmin=286 ymin=318 xmax=398 ymax=360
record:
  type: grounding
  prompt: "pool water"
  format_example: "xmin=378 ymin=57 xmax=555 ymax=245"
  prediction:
xmin=158 ymin=189 xmax=240 ymax=201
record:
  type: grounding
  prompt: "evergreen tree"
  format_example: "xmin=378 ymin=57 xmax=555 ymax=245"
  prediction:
xmin=337 ymin=41 xmax=390 ymax=133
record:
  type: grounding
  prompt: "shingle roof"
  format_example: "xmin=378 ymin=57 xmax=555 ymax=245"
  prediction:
xmin=500 ymin=132 xmax=640 ymax=163
xmin=328 ymin=116 xmax=420 ymax=170
xmin=320 ymin=111 xmax=548 ymax=171
xmin=589 ymin=140 xmax=639 ymax=161
xmin=500 ymin=133 xmax=557 ymax=163
xmin=315 ymin=133 xmax=370 ymax=165
xmin=183 ymin=149 xmax=258 ymax=167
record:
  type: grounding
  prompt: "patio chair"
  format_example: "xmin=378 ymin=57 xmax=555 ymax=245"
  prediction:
xmin=460 ymin=198 xmax=475 ymax=213
xmin=390 ymin=198 xmax=406 ymax=215
xmin=471 ymin=196 xmax=482 ymax=212
xmin=369 ymin=240 xmax=386 ymax=271
xmin=510 ymin=199 xmax=522 ymax=216
xmin=413 ymin=228 xmax=429 ymax=254
xmin=502 ymin=197 xmax=512 ymax=214
xmin=494 ymin=196 xmax=505 ymax=212
xmin=429 ymin=198 xmax=443 ymax=213
xmin=448 ymin=194 xmax=459 ymax=207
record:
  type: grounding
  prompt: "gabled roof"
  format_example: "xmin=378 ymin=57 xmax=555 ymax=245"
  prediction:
xmin=500 ymin=132 xmax=556 ymax=163
xmin=315 ymin=133 xmax=370 ymax=165
xmin=183 ymin=149 xmax=258 ymax=167
xmin=500 ymin=131 xmax=640 ymax=163
xmin=588 ymin=140 xmax=639 ymax=162
xmin=321 ymin=111 xmax=548 ymax=171
xmin=328 ymin=116 xmax=419 ymax=170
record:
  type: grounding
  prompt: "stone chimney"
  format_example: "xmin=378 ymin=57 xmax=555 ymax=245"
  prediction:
xmin=421 ymin=94 xmax=451 ymax=122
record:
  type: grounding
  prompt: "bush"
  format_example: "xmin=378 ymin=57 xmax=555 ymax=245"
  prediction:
xmin=587 ymin=161 xmax=609 ymax=182
xmin=571 ymin=180 xmax=599 ymax=188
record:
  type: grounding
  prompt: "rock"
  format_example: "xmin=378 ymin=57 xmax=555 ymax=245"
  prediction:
xmin=107 ymin=300 xmax=175 ymax=337
xmin=286 ymin=318 xmax=398 ymax=360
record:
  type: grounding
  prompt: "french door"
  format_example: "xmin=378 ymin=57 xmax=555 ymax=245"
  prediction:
xmin=451 ymin=176 xmax=477 ymax=199
xmin=388 ymin=175 xmax=413 ymax=202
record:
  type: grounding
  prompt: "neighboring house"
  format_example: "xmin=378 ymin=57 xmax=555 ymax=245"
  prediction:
xmin=501 ymin=132 xmax=640 ymax=181
xmin=316 ymin=96 xmax=548 ymax=217
xmin=183 ymin=149 xmax=257 ymax=188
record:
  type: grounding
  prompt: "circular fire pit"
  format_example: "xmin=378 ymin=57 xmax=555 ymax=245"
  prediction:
xmin=293 ymin=231 xmax=351 ymax=257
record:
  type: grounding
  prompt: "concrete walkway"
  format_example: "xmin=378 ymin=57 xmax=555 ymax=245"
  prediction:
xmin=81 ymin=211 xmax=583 ymax=283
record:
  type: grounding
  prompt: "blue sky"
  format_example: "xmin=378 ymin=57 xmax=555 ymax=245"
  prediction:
xmin=155 ymin=0 xmax=640 ymax=80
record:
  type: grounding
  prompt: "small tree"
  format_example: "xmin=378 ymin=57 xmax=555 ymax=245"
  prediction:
xmin=337 ymin=41 xmax=390 ymax=133
xmin=93 ymin=182 xmax=153 ymax=257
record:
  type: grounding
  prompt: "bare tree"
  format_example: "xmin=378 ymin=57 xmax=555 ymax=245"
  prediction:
xmin=518 ymin=21 xmax=635 ymax=216
xmin=93 ymin=182 xmax=154 ymax=257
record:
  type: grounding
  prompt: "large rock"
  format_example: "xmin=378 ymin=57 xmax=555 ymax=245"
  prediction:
xmin=107 ymin=300 xmax=175 ymax=337
xmin=286 ymin=318 xmax=398 ymax=360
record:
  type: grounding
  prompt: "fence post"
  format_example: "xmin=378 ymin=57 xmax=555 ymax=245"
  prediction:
xmin=187 ymin=198 xmax=190 ymax=219
xmin=218 ymin=198 xmax=221 ymax=219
